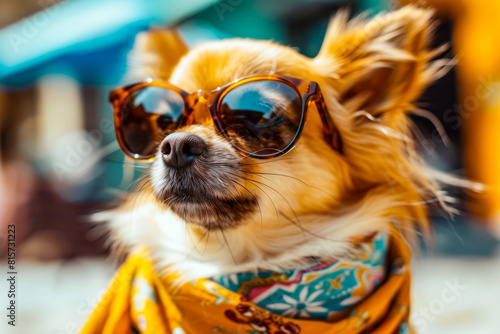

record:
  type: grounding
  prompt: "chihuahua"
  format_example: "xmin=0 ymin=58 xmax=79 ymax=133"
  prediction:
xmin=83 ymin=6 xmax=477 ymax=334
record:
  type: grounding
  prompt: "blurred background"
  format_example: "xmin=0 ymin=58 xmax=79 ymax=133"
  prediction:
xmin=1 ymin=0 xmax=500 ymax=333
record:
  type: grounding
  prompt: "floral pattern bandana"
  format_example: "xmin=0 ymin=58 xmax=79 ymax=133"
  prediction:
xmin=210 ymin=232 xmax=388 ymax=320
xmin=80 ymin=232 xmax=412 ymax=334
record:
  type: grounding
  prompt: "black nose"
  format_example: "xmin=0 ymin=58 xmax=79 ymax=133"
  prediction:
xmin=160 ymin=132 xmax=205 ymax=169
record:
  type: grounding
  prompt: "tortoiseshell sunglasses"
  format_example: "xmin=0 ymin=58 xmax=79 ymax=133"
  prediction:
xmin=109 ymin=75 xmax=342 ymax=160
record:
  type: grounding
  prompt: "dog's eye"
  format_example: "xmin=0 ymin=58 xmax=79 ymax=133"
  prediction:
xmin=119 ymin=87 xmax=185 ymax=158
xmin=156 ymin=114 xmax=178 ymax=135
xmin=218 ymin=80 xmax=302 ymax=155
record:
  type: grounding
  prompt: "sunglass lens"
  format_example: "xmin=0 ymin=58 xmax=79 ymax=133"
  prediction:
xmin=218 ymin=80 xmax=302 ymax=157
xmin=118 ymin=86 xmax=184 ymax=159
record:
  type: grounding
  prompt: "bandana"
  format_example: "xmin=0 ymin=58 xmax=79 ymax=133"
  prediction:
xmin=80 ymin=232 xmax=412 ymax=334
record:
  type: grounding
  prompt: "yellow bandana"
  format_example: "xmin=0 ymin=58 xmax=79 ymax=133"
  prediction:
xmin=80 ymin=234 xmax=411 ymax=334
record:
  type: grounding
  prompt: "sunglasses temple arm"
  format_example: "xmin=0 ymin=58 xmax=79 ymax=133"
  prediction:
xmin=314 ymin=93 xmax=342 ymax=153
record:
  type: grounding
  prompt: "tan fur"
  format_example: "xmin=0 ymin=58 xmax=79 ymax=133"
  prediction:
xmin=99 ymin=6 xmax=479 ymax=281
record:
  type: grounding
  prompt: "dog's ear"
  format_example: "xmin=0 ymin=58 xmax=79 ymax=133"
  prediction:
xmin=316 ymin=6 xmax=441 ymax=117
xmin=130 ymin=28 xmax=188 ymax=81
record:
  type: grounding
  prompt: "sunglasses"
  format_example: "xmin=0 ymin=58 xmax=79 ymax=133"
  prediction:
xmin=109 ymin=75 xmax=341 ymax=161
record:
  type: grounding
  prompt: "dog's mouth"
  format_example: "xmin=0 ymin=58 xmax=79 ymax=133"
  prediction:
xmin=161 ymin=191 xmax=258 ymax=229
xmin=148 ymin=127 xmax=261 ymax=229
xmin=150 ymin=137 xmax=259 ymax=229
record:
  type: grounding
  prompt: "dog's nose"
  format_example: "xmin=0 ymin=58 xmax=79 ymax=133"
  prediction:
xmin=160 ymin=132 xmax=205 ymax=168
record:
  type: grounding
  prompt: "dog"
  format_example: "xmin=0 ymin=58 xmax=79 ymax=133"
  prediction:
xmin=81 ymin=6 xmax=477 ymax=334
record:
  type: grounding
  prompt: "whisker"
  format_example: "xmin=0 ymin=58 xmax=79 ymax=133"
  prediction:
xmin=232 ymin=179 xmax=264 ymax=231
xmin=205 ymin=157 xmax=294 ymax=167
xmin=280 ymin=211 xmax=339 ymax=242
xmin=219 ymin=123 xmax=245 ymax=133
xmin=185 ymin=223 xmax=203 ymax=256
xmin=217 ymin=148 xmax=287 ymax=164
xmin=243 ymin=176 xmax=301 ymax=227
xmin=220 ymin=229 xmax=237 ymax=265
xmin=240 ymin=170 xmax=336 ymax=199
xmin=202 ymin=228 xmax=211 ymax=256
xmin=238 ymin=157 xmax=294 ymax=166
xmin=230 ymin=173 xmax=303 ymax=237
xmin=243 ymin=173 xmax=310 ymax=240
xmin=128 ymin=176 xmax=155 ymax=211
xmin=236 ymin=148 xmax=284 ymax=159
xmin=230 ymin=172 xmax=281 ymax=226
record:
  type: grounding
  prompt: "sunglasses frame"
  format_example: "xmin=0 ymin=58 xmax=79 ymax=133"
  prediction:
xmin=109 ymin=74 xmax=341 ymax=161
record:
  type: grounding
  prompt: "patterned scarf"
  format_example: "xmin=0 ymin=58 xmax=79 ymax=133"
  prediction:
xmin=80 ymin=232 xmax=412 ymax=334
